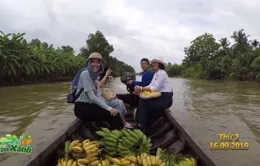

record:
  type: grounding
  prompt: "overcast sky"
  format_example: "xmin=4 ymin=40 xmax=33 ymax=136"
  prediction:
xmin=1 ymin=0 xmax=260 ymax=71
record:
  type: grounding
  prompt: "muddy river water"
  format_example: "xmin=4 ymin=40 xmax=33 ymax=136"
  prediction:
xmin=0 ymin=77 xmax=260 ymax=166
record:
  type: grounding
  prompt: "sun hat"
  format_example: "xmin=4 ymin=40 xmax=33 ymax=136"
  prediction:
xmin=87 ymin=52 xmax=106 ymax=64
xmin=151 ymin=56 xmax=167 ymax=66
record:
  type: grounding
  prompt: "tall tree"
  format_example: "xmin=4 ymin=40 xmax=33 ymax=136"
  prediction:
xmin=79 ymin=30 xmax=134 ymax=76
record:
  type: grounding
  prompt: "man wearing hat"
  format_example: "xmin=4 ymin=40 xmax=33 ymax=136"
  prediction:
xmin=134 ymin=57 xmax=173 ymax=132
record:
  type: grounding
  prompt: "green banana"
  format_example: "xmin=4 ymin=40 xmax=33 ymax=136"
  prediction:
xmin=105 ymin=141 xmax=117 ymax=147
xmin=101 ymin=127 xmax=111 ymax=134
xmin=126 ymin=129 xmax=140 ymax=140
xmin=104 ymin=155 xmax=114 ymax=163
xmin=145 ymin=142 xmax=152 ymax=148
xmin=123 ymin=138 xmax=135 ymax=147
xmin=121 ymin=130 xmax=130 ymax=137
xmin=97 ymin=141 xmax=105 ymax=147
xmin=115 ymin=129 xmax=123 ymax=135
xmin=119 ymin=150 xmax=132 ymax=156
xmin=105 ymin=137 xmax=117 ymax=143
xmin=107 ymin=133 xmax=118 ymax=140
xmin=133 ymin=129 xmax=143 ymax=137
xmin=126 ymin=136 xmax=138 ymax=144
xmin=105 ymin=146 xmax=116 ymax=151
xmin=105 ymin=150 xmax=117 ymax=156
xmin=111 ymin=130 xmax=121 ymax=137
xmin=104 ymin=148 xmax=114 ymax=153
xmin=142 ymin=135 xmax=148 ymax=144
xmin=118 ymin=144 xmax=129 ymax=151
xmin=95 ymin=131 xmax=106 ymax=137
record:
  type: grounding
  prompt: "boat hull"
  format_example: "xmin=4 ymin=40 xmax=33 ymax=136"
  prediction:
xmin=24 ymin=106 xmax=216 ymax=166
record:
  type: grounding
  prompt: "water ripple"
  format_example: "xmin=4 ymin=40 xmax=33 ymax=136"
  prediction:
xmin=0 ymin=79 xmax=260 ymax=166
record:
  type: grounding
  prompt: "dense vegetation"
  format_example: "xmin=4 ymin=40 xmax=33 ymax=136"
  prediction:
xmin=166 ymin=29 xmax=260 ymax=82
xmin=0 ymin=30 xmax=134 ymax=86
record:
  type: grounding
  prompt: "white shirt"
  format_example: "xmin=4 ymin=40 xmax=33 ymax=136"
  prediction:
xmin=146 ymin=69 xmax=172 ymax=92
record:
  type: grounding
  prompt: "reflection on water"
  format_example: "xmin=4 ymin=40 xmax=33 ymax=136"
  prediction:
xmin=0 ymin=79 xmax=260 ymax=166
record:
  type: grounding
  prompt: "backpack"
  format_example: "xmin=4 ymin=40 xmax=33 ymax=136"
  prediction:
xmin=67 ymin=68 xmax=87 ymax=103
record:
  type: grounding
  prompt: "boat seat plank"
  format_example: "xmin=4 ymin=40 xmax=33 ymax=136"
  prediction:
xmin=150 ymin=130 xmax=178 ymax=153
xmin=149 ymin=122 xmax=173 ymax=140
xmin=166 ymin=138 xmax=185 ymax=154
xmin=148 ymin=116 xmax=166 ymax=133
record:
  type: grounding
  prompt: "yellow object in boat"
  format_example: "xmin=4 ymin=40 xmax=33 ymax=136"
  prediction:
xmin=139 ymin=90 xmax=161 ymax=99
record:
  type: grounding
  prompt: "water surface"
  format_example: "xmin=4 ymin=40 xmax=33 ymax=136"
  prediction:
xmin=0 ymin=78 xmax=260 ymax=166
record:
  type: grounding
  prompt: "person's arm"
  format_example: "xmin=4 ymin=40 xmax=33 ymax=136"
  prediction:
xmin=86 ymin=90 xmax=112 ymax=111
xmin=81 ymin=70 xmax=112 ymax=111
xmin=131 ymin=71 xmax=154 ymax=86
xmin=131 ymin=80 xmax=143 ymax=86
xmin=98 ymin=74 xmax=109 ymax=88
xmin=144 ymin=72 xmax=166 ymax=91
xmin=98 ymin=68 xmax=112 ymax=88
xmin=142 ymin=71 xmax=154 ymax=86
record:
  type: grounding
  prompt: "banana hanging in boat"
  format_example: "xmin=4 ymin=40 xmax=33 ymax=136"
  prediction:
xmin=66 ymin=159 xmax=73 ymax=166
xmin=71 ymin=146 xmax=83 ymax=153
xmin=69 ymin=140 xmax=80 ymax=151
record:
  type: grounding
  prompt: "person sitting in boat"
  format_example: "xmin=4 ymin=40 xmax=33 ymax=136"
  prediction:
xmin=134 ymin=57 xmax=173 ymax=132
xmin=74 ymin=52 xmax=123 ymax=129
xmin=116 ymin=58 xmax=154 ymax=107
xmin=97 ymin=67 xmax=134 ymax=129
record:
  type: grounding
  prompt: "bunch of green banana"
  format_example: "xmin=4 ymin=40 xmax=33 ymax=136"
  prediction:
xmin=56 ymin=158 xmax=77 ymax=166
xmin=118 ymin=129 xmax=152 ymax=156
xmin=135 ymin=153 xmax=165 ymax=166
xmin=96 ymin=128 xmax=152 ymax=157
xmin=96 ymin=128 xmax=122 ymax=156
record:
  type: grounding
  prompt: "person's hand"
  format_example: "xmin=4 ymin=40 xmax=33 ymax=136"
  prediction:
xmin=134 ymin=85 xmax=142 ymax=93
xmin=110 ymin=108 xmax=118 ymax=116
xmin=127 ymin=80 xmax=133 ymax=84
xmin=106 ymin=68 xmax=112 ymax=76
xmin=133 ymin=91 xmax=140 ymax=95
xmin=108 ymin=76 xmax=113 ymax=80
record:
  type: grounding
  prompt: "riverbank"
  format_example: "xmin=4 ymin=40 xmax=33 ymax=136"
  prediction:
xmin=0 ymin=77 xmax=73 ymax=88
xmin=169 ymin=74 xmax=260 ymax=83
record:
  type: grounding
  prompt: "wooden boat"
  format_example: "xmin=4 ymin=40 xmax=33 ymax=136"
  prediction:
xmin=23 ymin=104 xmax=216 ymax=166
xmin=23 ymin=73 xmax=216 ymax=166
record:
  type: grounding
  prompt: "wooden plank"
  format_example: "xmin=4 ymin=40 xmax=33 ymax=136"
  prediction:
xmin=165 ymin=109 xmax=216 ymax=166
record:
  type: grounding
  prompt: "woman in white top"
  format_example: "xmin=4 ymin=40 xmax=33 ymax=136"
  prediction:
xmin=134 ymin=57 xmax=173 ymax=132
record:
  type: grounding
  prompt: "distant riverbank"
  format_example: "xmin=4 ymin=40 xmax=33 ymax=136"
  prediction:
xmin=0 ymin=77 xmax=73 ymax=88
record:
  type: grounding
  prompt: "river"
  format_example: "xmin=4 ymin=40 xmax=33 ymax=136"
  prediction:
xmin=0 ymin=78 xmax=260 ymax=166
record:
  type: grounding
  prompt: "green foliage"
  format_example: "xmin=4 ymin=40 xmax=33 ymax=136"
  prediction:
xmin=79 ymin=30 xmax=134 ymax=76
xmin=256 ymin=73 xmax=260 ymax=82
xmin=174 ymin=29 xmax=260 ymax=82
xmin=165 ymin=63 xmax=183 ymax=77
xmin=0 ymin=30 xmax=134 ymax=85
